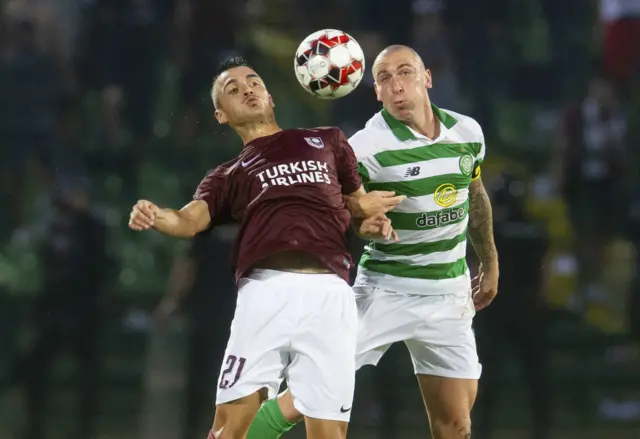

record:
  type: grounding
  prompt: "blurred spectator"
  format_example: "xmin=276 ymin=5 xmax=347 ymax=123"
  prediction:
xmin=442 ymin=0 xmax=510 ymax=133
xmin=153 ymin=229 xmax=237 ymax=439
xmin=75 ymin=0 xmax=169 ymax=148
xmin=599 ymin=0 xmax=640 ymax=89
xmin=177 ymin=1 xmax=241 ymax=147
xmin=553 ymin=75 xmax=627 ymax=310
xmin=474 ymin=174 xmax=551 ymax=439
xmin=0 ymin=19 xmax=64 ymax=235
xmin=541 ymin=0 xmax=590 ymax=99
xmin=412 ymin=5 xmax=464 ymax=110
xmin=3 ymin=0 xmax=80 ymax=89
xmin=628 ymin=184 xmax=640 ymax=342
xmin=0 ymin=1 xmax=639 ymax=436
xmin=2 ymin=177 xmax=110 ymax=439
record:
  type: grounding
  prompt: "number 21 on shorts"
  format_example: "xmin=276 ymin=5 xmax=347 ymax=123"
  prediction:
xmin=219 ymin=355 xmax=247 ymax=389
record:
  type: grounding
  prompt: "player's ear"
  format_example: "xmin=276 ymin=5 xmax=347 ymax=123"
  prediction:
xmin=215 ymin=109 xmax=228 ymax=125
xmin=268 ymin=94 xmax=275 ymax=108
xmin=425 ymin=69 xmax=433 ymax=89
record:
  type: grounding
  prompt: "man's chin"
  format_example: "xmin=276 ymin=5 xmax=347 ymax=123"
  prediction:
xmin=389 ymin=104 xmax=413 ymax=120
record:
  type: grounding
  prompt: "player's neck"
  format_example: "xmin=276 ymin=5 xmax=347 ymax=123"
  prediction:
xmin=407 ymin=103 xmax=439 ymax=140
xmin=236 ymin=120 xmax=282 ymax=145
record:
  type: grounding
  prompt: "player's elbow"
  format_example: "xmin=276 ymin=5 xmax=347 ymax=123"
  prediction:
xmin=177 ymin=201 xmax=212 ymax=237
xmin=178 ymin=215 xmax=208 ymax=238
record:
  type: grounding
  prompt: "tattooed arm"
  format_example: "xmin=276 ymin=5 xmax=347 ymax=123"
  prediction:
xmin=468 ymin=178 xmax=498 ymax=266
xmin=468 ymin=177 xmax=499 ymax=309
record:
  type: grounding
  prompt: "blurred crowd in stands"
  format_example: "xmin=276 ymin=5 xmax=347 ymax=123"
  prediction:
xmin=0 ymin=0 xmax=639 ymax=438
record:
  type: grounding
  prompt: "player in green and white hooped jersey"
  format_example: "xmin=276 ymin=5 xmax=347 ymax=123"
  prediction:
xmin=245 ymin=45 xmax=499 ymax=439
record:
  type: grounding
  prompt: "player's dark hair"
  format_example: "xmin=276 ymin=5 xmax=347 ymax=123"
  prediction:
xmin=212 ymin=55 xmax=251 ymax=86
xmin=211 ymin=55 xmax=252 ymax=109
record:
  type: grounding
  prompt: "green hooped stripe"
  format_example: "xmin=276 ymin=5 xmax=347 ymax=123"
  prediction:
xmin=357 ymin=162 xmax=370 ymax=185
xmin=371 ymin=229 xmax=468 ymax=256
xmin=366 ymin=174 xmax=470 ymax=198
xmin=373 ymin=142 xmax=482 ymax=167
xmin=360 ymin=255 xmax=468 ymax=280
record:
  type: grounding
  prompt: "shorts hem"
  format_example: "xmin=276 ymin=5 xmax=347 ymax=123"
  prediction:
xmin=355 ymin=353 xmax=383 ymax=370
xmin=216 ymin=385 xmax=276 ymax=406
xmin=414 ymin=365 xmax=482 ymax=380
xmin=292 ymin=398 xmax=351 ymax=422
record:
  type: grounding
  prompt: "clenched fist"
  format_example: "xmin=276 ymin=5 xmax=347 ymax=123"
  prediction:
xmin=129 ymin=199 xmax=160 ymax=231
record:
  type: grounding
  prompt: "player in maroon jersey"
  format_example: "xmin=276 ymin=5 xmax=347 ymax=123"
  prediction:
xmin=128 ymin=56 xmax=403 ymax=439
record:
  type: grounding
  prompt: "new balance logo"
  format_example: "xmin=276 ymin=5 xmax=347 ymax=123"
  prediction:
xmin=404 ymin=166 xmax=421 ymax=177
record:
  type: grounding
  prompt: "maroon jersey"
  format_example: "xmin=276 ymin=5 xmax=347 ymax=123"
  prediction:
xmin=194 ymin=127 xmax=362 ymax=283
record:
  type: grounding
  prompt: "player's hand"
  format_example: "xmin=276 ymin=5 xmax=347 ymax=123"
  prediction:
xmin=472 ymin=263 xmax=499 ymax=311
xmin=359 ymin=191 xmax=406 ymax=217
xmin=358 ymin=216 xmax=398 ymax=241
xmin=129 ymin=199 xmax=160 ymax=231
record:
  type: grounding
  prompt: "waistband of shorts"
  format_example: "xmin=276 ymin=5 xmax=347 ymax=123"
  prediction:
xmin=244 ymin=268 xmax=346 ymax=285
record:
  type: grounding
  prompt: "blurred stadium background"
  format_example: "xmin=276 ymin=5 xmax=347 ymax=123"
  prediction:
xmin=0 ymin=0 xmax=639 ymax=438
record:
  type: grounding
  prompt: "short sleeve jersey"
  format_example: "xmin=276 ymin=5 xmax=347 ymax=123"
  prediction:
xmin=350 ymin=105 xmax=486 ymax=295
xmin=194 ymin=127 xmax=361 ymax=283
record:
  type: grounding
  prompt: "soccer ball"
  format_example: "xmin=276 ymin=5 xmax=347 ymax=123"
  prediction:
xmin=294 ymin=29 xmax=365 ymax=99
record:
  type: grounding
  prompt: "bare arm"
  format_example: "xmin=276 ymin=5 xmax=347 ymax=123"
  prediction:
xmin=153 ymin=249 xmax=197 ymax=324
xmin=344 ymin=186 xmax=405 ymax=218
xmin=344 ymin=186 xmax=368 ymax=218
xmin=467 ymin=178 xmax=498 ymax=268
xmin=153 ymin=200 xmax=211 ymax=238
xmin=129 ymin=199 xmax=211 ymax=238
xmin=165 ymin=253 xmax=197 ymax=304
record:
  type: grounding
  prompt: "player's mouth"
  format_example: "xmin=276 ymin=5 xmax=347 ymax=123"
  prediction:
xmin=245 ymin=96 xmax=260 ymax=105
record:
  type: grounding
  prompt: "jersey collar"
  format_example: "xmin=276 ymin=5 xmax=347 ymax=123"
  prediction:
xmin=380 ymin=103 xmax=457 ymax=142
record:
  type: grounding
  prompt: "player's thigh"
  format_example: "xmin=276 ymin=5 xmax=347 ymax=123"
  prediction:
xmin=304 ymin=417 xmax=348 ymax=439
xmin=416 ymin=374 xmax=477 ymax=429
xmin=406 ymin=293 xmax=480 ymax=425
xmin=216 ymin=276 xmax=293 ymax=406
xmin=287 ymin=275 xmax=357 ymax=422
xmin=354 ymin=286 xmax=418 ymax=369
xmin=212 ymin=389 xmax=266 ymax=439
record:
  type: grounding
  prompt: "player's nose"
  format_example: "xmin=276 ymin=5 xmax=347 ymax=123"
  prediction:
xmin=391 ymin=78 xmax=403 ymax=93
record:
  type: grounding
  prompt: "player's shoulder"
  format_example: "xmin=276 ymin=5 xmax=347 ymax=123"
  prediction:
xmin=438 ymin=107 xmax=484 ymax=139
xmin=202 ymin=157 xmax=240 ymax=180
xmin=348 ymin=112 xmax=388 ymax=155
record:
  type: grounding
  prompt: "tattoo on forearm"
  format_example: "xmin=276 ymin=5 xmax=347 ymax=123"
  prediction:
xmin=468 ymin=180 xmax=498 ymax=264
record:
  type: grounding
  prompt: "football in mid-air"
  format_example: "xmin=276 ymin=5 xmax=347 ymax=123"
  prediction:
xmin=294 ymin=29 xmax=365 ymax=99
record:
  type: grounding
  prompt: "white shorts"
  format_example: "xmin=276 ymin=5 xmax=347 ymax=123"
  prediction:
xmin=354 ymin=286 xmax=482 ymax=379
xmin=216 ymin=269 xmax=357 ymax=422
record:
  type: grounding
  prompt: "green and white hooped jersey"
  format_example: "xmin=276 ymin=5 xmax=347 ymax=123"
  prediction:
xmin=351 ymin=105 xmax=485 ymax=295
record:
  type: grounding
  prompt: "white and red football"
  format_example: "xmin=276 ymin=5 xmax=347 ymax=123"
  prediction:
xmin=294 ymin=29 xmax=365 ymax=99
